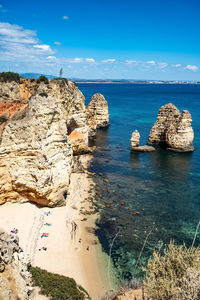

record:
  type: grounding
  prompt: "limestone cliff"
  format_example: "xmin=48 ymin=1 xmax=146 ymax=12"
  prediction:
xmin=0 ymin=78 xmax=90 ymax=207
xmin=0 ymin=232 xmax=32 ymax=300
xmin=87 ymin=93 xmax=110 ymax=138
xmin=147 ymin=103 xmax=194 ymax=152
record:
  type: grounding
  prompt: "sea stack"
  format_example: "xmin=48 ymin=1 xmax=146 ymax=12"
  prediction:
xmin=147 ymin=103 xmax=194 ymax=152
xmin=87 ymin=93 xmax=110 ymax=138
xmin=130 ymin=130 xmax=140 ymax=148
xmin=130 ymin=130 xmax=155 ymax=152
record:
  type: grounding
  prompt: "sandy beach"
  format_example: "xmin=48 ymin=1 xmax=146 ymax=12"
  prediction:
xmin=0 ymin=154 xmax=114 ymax=300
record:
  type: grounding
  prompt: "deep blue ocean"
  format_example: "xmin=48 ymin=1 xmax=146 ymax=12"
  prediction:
xmin=78 ymin=83 xmax=200 ymax=281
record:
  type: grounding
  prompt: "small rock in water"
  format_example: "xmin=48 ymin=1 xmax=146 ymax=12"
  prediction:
xmin=103 ymin=179 xmax=109 ymax=184
xmin=131 ymin=145 xmax=156 ymax=152
xmin=132 ymin=211 xmax=141 ymax=215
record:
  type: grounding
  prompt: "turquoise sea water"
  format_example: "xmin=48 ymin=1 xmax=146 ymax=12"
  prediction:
xmin=78 ymin=83 xmax=200 ymax=281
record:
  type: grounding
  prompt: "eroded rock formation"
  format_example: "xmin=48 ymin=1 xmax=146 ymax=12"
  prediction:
xmin=148 ymin=103 xmax=194 ymax=152
xmin=0 ymin=78 xmax=110 ymax=207
xmin=0 ymin=78 xmax=91 ymax=207
xmin=130 ymin=130 xmax=155 ymax=152
xmin=0 ymin=232 xmax=32 ymax=300
xmin=130 ymin=130 xmax=140 ymax=148
xmin=87 ymin=93 xmax=109 ymax=138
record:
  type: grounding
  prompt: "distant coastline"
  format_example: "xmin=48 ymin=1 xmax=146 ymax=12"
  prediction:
xmin=76 ymin=81 xmax=200 ymax=84
xmin=20 ymin=73 xmax=200 ymax=84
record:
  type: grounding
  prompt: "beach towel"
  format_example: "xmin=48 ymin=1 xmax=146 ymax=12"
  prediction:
xmin=41 ymin=233 xmax=49 ymax=238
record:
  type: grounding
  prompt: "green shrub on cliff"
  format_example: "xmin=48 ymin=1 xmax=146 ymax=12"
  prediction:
xmin=39 ymin=92 xmax=48 ymax=98
xmin=0 ymin=72 xmax=20 ymax=83
xmin=30 ymin=266 xmax=89 ymax=300
xmin=143 ymin=241 xmax=200 ymax=300
xmin=37 ymin=75 xmax=49 ymax=84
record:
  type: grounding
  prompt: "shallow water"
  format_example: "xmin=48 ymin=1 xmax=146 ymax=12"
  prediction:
xmin=78 ymin=83 xmax=200 ymax=281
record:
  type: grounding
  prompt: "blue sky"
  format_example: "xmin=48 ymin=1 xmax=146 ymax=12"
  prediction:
xmin=0 ymin=0 xmax=199 ymax=80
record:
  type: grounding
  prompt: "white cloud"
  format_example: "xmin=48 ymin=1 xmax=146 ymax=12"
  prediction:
xmin=33 ymin=44 xmax=52 ymax=52
xmin=174 ymin=64 xmax=182 ymax=67
xmin=0 ymin=22 xmax=54 ymax=63
xmin=54 ymin=41 xmax=61 ymax=45
xmin=85 ymin=58 xmax=95 ymax=62
xmin=125 ymin=60 xmax=137 ymax=65
xmin=146 ymin=60 xmax=156 ymax=64
xmin=101 ymin=59 xmax=116 ymax=63
xmin=0 ymin=22 xmax=37 ymax=44
xmin=73 ymin=57 xmax=83 ymax=63
xmin=46 ymin=56 xmax=57 ymax=61
xmin=184 ymin=65 xmax=199 ymax=72
xmin=62 ymin=16 xmax=68 ymax=20
xmin=158 ymin=62 xmax=168 ymax=68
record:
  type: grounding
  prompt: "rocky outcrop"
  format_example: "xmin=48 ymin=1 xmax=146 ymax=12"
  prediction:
xmin=130 ymin=130 xmax=140 ymax=148
xmin=148 ymin=103 xmax=194 ymax=152
xmin=130 ymin=130 xmax=155 ymax=152
xmin=0 ymin=78 xmax=90 ymax=207
xmin=0 ymin=78 xmax=110 ymax=207
xmin=87 ymin=93 xmax=109 ymax=138
xmin=0 ymin=232 xmax=32 ymax=300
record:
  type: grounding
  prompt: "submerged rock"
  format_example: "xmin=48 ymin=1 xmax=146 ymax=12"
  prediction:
xmin=87 ymin=93 xmax=110 ymax=138
xmin=147 ymin=103 xmax=194 ymax=152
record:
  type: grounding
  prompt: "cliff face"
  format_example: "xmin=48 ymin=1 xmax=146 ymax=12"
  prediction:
xmin=0 ymin=78 xmax=90 ymax=207
xmin=147 ymin=103 xmax=194 ymax=152
xmin=87 ymin=93 xmax=109 ymax=138
xmin=0 ymin=232 xmax=32 ymax=300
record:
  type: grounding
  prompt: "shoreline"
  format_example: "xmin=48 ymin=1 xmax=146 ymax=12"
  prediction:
xmin=0 ymin=154 xmax=116 ymax=299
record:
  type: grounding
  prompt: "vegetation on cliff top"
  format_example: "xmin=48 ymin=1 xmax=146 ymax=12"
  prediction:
xmin=109 ymin=242 xmax=200 ymax=300
xmin=0 ymin=72 xmax=20 ymax=83
xmin=37 ymin=75 xmax=49 ymax=84
xmin=143 ymin=241 xmax=200 ymax=300
xmin=30 ymin=266 xmax=90 ymax=300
